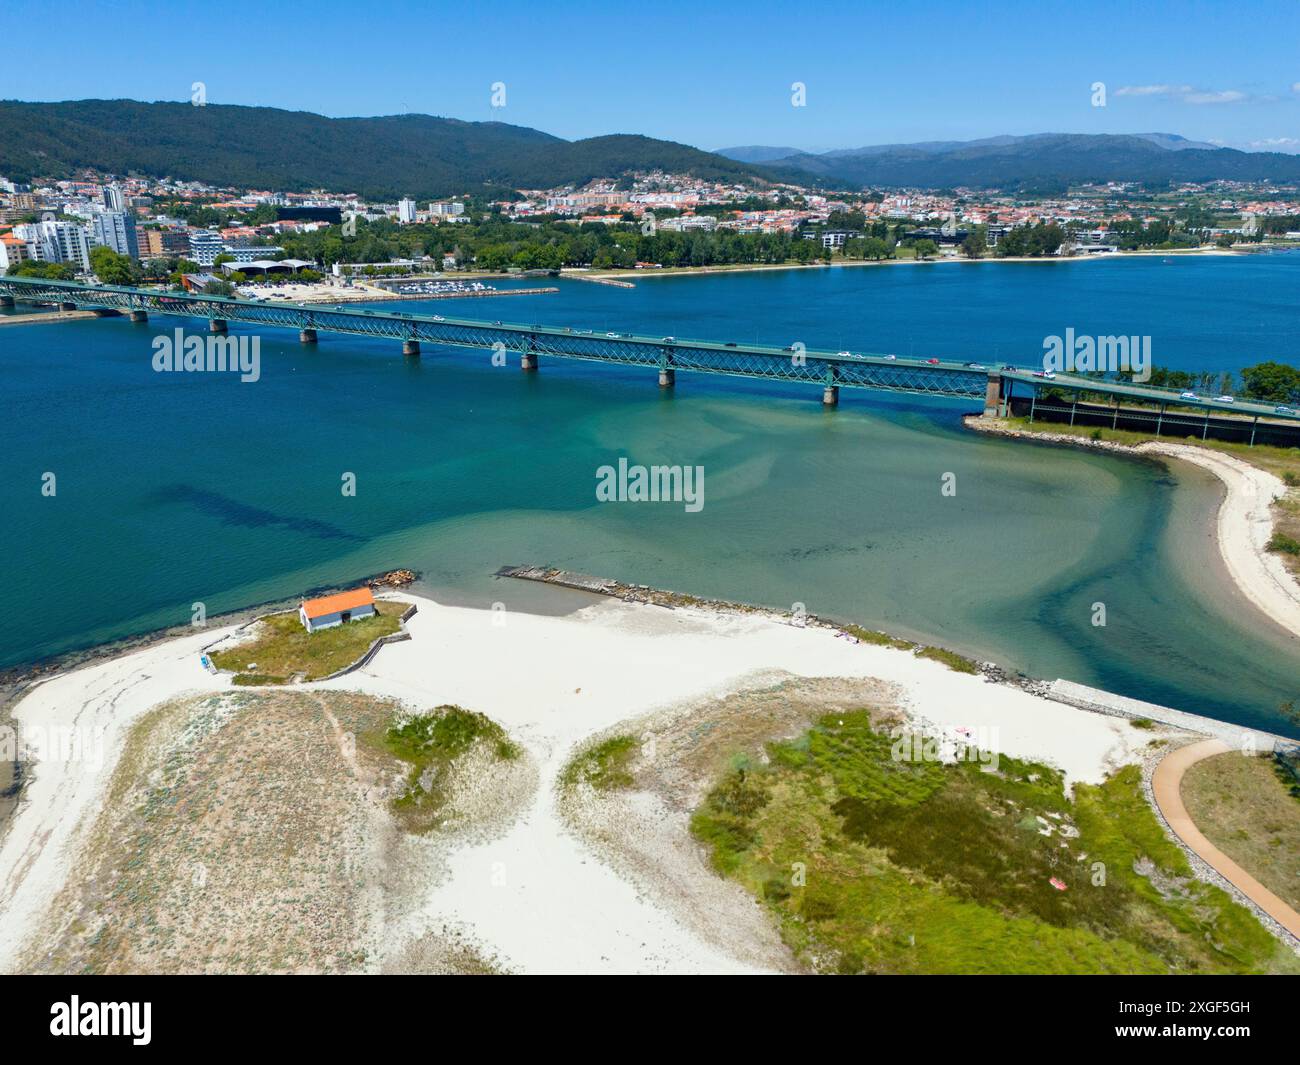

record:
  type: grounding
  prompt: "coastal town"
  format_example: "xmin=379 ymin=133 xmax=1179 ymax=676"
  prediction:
xmin=5 ymin=166 xmax=1300 ymax=300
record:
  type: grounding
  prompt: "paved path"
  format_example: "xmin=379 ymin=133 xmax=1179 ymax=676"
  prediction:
xmin=1152 ymin=739 xmax=1300 ymax=939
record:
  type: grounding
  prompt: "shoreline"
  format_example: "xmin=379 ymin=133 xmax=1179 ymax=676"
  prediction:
xmin=575 ymin=244 xmax=1249 ymax=283
xmin=0 ymin=585 xmax=1189 ymax=973
xmin=964 ymin=417 xmax=1300 ymax=644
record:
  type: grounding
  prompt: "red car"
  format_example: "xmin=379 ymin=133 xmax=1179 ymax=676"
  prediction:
xmin=926 ymin=358 xmax=940 ymax=365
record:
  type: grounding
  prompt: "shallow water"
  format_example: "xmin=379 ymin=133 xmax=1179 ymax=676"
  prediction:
xmin=1 ymin=255 xmax=1297 ymax=734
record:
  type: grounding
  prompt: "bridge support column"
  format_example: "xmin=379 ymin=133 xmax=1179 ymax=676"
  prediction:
xmin=300 ymin=328 xmax=317 ymax=344
xmin=129 ymin=310 xmax=148 ymax=323
xmin=209 ymin=318 xmax=228 ymax=334
xmin=59 ymin=301 xmax=77 ymax=312
xmin=658 ymin=367 xmax=675 ymax=388
xmin=0 ymin=295 xmax=14 ymax=309
xmin=822 ymin=385 xmax=839 ymax=407
xmin=403 ymin=340 xmax=421 ymax=357
xmin=521 ymin=350 xmax=538 ymax=371
xmin=982 ymin=373 xmax=1003 ymax=418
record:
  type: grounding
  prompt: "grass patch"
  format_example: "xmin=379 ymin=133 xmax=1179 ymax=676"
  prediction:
xmin=372 ymin=705 xmax=519 ymax=832
xmin=1266 ymin=532 xmax=1300 ymax=555
xmin=1129 ymin=717 xmax=1156 ymax=730
xmin=1180 ymin=751 xmax=1300 ymax=914
xmin=210 ymin=601 xmax=405 ymax=682
xmin=839 ymin=623 xmax=913 ymax=651
xmin=561 ymin=734 xmax=640 ymax=792
xmin=690 ymin=711 xmax=1297 ymax=974
xmin=915 ymin=645 xmax=981 ymax=674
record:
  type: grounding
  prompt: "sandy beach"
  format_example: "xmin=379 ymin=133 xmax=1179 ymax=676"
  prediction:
xmin=0 ymin=589 xmax=1167 ymax=974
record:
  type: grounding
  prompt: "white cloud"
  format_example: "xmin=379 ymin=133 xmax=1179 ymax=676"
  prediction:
xmin=1246 ymin=136 xmax=1300 ymax=153
xmin=1115 ymin=85 xmax=1250 ymax=105
xmin=1184 ymin=90 xmax=1248 ymax=105
xmin=1114 ymin=84 xmax=1193 ymax=97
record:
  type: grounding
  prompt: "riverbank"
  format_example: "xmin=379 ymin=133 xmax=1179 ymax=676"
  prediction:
xmin=965 ymin=416 xmax=1300 ymax=643
xmin=0 ymin=583 xmax=1204 ymax=973
xmin=575 ymin=244 xmax=1244 ymax=283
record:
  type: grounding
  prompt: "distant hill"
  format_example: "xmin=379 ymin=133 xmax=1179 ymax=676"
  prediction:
xmin=718 ymin=132 xmax=1300 ymax=189
xmin=714 ymin=144 xmax=806 ymax=163
xmin=0 ymin=99 xmax=771 ymax=199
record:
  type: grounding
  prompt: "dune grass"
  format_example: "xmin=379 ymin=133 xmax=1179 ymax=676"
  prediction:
xmin=371 ymin=705 xmax=519 ymax=832
xmin=690 ymin=710 xmax=1297 ymax=974
xmin=560 ymin=734 xmax=640 ymax=792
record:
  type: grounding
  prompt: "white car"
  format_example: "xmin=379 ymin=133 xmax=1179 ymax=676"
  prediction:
xmin=1214 ymin=394 xmax=1235 ymax=403
xmin=881 ymin=354 xmax=897 ymax=361
xmin=838 ymin=350 xmax=852 ymax=357
xmin=1179 ymin=391 xmax=1199 ymax=400
xmin=1276 ymin=405 xmax=1295 ymax=415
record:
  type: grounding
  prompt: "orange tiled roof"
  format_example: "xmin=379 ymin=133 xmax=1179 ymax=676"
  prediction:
xmin=301 ymin=587 xmax=374 ymax=619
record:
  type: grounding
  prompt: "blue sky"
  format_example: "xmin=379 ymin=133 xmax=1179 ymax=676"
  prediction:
xmin=5 ymin=0 xmax=1299 ymax=152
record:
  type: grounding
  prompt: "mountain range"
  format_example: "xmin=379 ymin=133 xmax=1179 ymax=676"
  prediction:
xmin=0 ymin=99 xmax=765 ymax=200
xmin=4 ymin=100 xmax=1300 ymax=198
xmin=717 ymin=133 xmax=1300 ymax=190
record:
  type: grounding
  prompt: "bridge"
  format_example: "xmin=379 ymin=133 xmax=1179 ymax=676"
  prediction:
xmin=2 ymin=276 xmax=1297 ymax=441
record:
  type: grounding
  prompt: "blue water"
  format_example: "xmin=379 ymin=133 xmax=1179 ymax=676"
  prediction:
xmin=1 ymin=254 xmax=1297 ymax=736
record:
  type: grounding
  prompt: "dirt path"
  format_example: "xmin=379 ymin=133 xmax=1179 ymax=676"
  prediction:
xmin=1152 ymin=739 xmax=1300 ymax=939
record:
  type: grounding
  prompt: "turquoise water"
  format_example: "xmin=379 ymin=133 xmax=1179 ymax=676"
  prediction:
xmin=1 ymin=255 xmax=1298 ymax=735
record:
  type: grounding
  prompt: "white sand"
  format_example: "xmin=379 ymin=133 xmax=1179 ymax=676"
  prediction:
xmin=1139 ymin=443 xmax=1300 ymax=641
xmin=0 ymin=593 xmax=1159 ymax=974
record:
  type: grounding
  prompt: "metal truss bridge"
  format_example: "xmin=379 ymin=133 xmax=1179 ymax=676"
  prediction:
xmin=2 ymin=276 xmax=1298 ymax=431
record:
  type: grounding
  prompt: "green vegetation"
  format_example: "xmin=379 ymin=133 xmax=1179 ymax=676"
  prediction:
xmin=7 ymin=260 xmax=77 ymax=280
xmin=209 ymin=601 xmax=404 ymax=683
xmin=560 ymin=734 xmax=640 ymax=792
xmin=1266 ymin=532 xmax=1300 ymax=556
xmin=914 ymin=645 xmax=980 ymax=673
xmin=1181 ymin=751 xmax=1300 ymax=912
xmin=0 ymin=100 xmax=768 ymax=199
xmin=691 ymin=711 xmax=1296 ymax=974
xmin=375 ymin=706 xmax=520 ymax=832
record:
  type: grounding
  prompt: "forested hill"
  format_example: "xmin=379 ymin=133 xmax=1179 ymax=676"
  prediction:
xmin=0 ymin=99 xmax=772 ymax=198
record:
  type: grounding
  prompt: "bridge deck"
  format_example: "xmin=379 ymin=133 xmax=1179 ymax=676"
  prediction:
xmin=1 ymin=275 xmax=1297 ymax=425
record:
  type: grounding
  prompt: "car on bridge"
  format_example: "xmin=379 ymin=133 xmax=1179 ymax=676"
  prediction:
xmin=1277 ymin=405 xmax=1296 ymax=415
xmin=965 ymin=362 xmax=986 ymax=370
xmin=1214 ymin=394 xmax=1235 ymax=403
xmin=882 ymin=354 xmax=897 ymax=361
xmin=1179 ymin=391 xmax=1200 ymax=401
xmin=925 ymin=358 xmax=940 ymax=365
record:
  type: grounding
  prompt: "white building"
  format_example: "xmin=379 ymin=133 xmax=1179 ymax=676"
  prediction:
xmin=102 ymin=184 xmax=127 ymax=212
xmin=14 ymin=220 xmax=92 ymax=272
xmin=298 ymin=587 xmax=377 ymax=633
xmin=187 ymin=229 xmax=225 ymax=266
xmin=90 ymin=209 xmax=139 ymax=258
xmin=429 ymin=201 xmax=464 ymax=217
xmin=397 ymin=198 xmax=417 ymax=224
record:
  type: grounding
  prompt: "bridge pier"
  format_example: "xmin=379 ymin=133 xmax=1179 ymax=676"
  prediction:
xmin=0 ymin=295 xmax=13 ymax=308
xmin=209 ymin=318 xmax=228 ymax=334
xmin=402 ymin=340 xmax=420 ymax=357
xmin=659 ymin=367 xmax=675 ymax=388
xmin=822 ymin=385 xmax=839 ymax=407
xmin=982 ymin=372 xmax=1003 ymax=418
xmin=300 ymin=328 xmax=317 ymax=344
xmin=521 ymin=350 xmax=539 ymax=371
xmin=129 ymin=310 xmax=148 ymax=323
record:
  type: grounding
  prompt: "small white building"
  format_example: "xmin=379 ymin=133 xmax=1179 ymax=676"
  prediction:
xmin=299 ymin=587 xmax=376 ymax=633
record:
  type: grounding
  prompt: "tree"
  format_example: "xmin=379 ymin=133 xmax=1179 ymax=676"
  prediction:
xmin=9 ymin=260 xmax=77 ymax=280
xmin=89 ymin=245 xmax=139 ymax=285
xmin=959 ymin=228 xmax=987 ymax=259
xmin=913 ymin=239 xmax=938 ymax=260
xmin=1240 ymin=361 xmax=1300 ymax=403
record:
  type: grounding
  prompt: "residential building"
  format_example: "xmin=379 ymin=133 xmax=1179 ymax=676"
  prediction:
xmin=188 ymin=229 xmax=225 ymax=266
xmin=90 ymin=209 xmax=140 ymax=258
xmin=102 ymin=184 xmax=127 ymax=212
xmin=15 ymin=220 xmax=92 ymax=271
xmin=397 ymin=198 xmax=417 ymax=224
xmin=0 ymin=233 xmax=28 ymax=274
